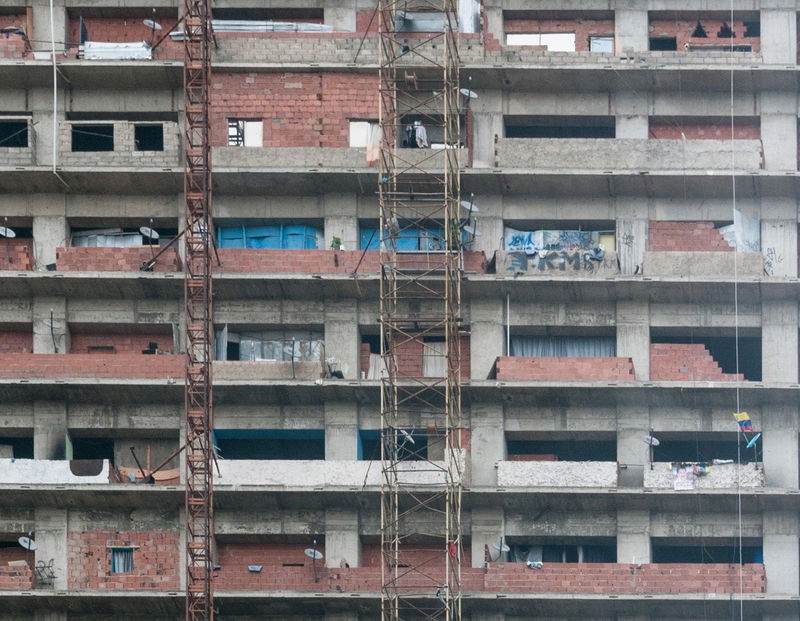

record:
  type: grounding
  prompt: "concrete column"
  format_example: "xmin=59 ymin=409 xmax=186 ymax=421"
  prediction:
xmin=32 ymin=215 xmax=68 ymax=270
xmin=762 ymin=405 xmax=799 ymax=489
xmin=471 ymin=90 xmax=503 ymax=168
xmin=470 ymin=507 xmax=504 ymax=568
xmin=616 ymin=403 xmax=650 ymax=487
xmin=470 ymin=403 xmax=504 ymax=487
xmin=324 ymin=193 xmax=358 ymax=250
xmin=616 ymin=509 xmax=650 ymax=565
xmin=761 ymin=300 xmax=798 ymax=383
xmin=615 ymin=207 xmax=647 ymax=275
xmin=325 ymin=401 xmax=357 ymax=460
xmin=762 ymin=206 xmax=798 ymax=278
xmin=31 ymin=85 xmax=66 ymax=169
xmin=760 ymin=8 xmax=797 ymax=65
xmin=33 ymin=296 xmax=68 ymax=353
xmin=325 ymin=509 xmax=361 ymax=568
xmin=324 ymin=299 xmax=359 ymax=379
xmin=615 ymin=9 xmax=649 ymax=53
xmin=470 ymin=297 xmax=504 ymax=380
xmin=763 ymin=511 xmax=799 ymax=594
xmin=616 ymin=300 xmax=649 ymax=380
xmin=35 ymin=507 xmax=68 ymax=590
xmin=761 ymin=91 xmax=798 ymax=172
xmin=33 ymin=401 xmax=67 ymax=460
xmin=468 ymin=193 xmax=501 ymax=255
xmin=30 ymin=2 xmax=67 ymax=53
xmin=483 ymin=0 xmax=503 ymax=47
xmin=324 ymin=0 xmax=356 ymax=32
xmin=614 ymin=92 xmax=649 ymax=139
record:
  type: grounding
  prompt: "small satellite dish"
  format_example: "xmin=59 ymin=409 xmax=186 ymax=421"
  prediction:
xmin=304 ymin=548 xmax=323 ymax=560
xmin=643 ymin=435 xmax=660 ymax=447
xmin=0 ymin=226 xmax=16 ymax=238
xmin=459 ymin=88 xmax=478 ymax=99
xmin=459 ymin=200 xmax=479 ymax=213
xmin=139 ymin=226 xmax=159 ymax=240
xmin=0 ymin=25 xmax=22 ymax=34
xmin=143 ymin=19 xmax=162 ymax=30
xmin=462 ymin=225 xmax=482 ymax=237
xmin=18 ymin=536 xmax=37 ymax=550
xmin=746 ymin=433 xmax=761 ymax=449
xmin=400 ymin=429 xmax=416 ymax=444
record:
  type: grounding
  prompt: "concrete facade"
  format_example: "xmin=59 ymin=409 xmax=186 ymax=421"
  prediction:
xmin=1 ymin=0 xmax=800 ymax=619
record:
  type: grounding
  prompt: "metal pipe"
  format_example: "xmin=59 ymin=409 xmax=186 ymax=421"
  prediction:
xmin=506 ymin=292 xmax=510 ymax=355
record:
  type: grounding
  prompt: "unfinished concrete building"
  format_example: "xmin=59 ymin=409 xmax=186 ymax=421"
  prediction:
xmin=1 ymin=0 xmax=800 ymax=619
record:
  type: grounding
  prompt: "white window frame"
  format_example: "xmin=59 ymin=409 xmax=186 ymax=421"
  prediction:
xmin=227 ymin=119 xmax=263 ymax=147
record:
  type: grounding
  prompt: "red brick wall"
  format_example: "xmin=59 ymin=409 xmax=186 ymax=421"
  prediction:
xmin=650 ymin=121 xmax=760 ymax=140
xmin=648 ymin=221 xmax=733 ymax=252
xmin=0 ymin=548 xmax=34 ymax=566
xmin=56 ymin=247 xmax=181 ymax=272
xmin=0 ymin=16 xmax=26 ymax=59
xmin=210 ymin=72 xmax=377 ymax=147
xmin=0 ymin=564 xmax=33 ymax=590
xmin=650 ymin=343 xmax=744 ymax=382
xmin=0 ymin=331 xmax=33 ymax=354
xmin=362 ymin=544 xmax=470 ymax=567
xmin=649 ymin=19 xmax=760 ymax=52
xmin=68 ymin=530 xmax=179 ymax=590
xmin=0 ymin=238 xmax=34 ymax=270
xmin=360 ymin=338 xmax=471 ymax=380
xmin=0 ymin=354 xmax=183 ymax=379
xmin=504 ymin=19 xmax=615 ymax=51
xmin=70 ymin=333 xmax=173 ymax=355
xmin=218 ymin=249 xmax=487 ymax=275
xmin=67 ymin=17 xmax=183 ymax=59
xmin=493 ymin=356 xmax=635 ymax=381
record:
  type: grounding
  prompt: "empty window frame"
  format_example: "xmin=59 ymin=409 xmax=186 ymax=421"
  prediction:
xmin=508 ymin=542 xmax=616 ymax=563
xmin=0 ymin=437 xmax=33 ymax=459
xmin=588 ymin=35 xmax=613 ymax=52
xmin=71 ymin=437 xmax=115 ymax=462
xmin=217 ymin=329 xmax=323 ymax=362
xmin=358 ymin=429 xmax=428 ymax=461
xmin=505 ymin=115 xmax=615 ymax=139
xmin=109 ymin=547 xmax=135 ymax=573
xmin=649 ymin=37 xmax=677 ymax=51
xmin=227 ymin=119 xmax=263 ymax=147
xmin=650 ymin=335 xmax=762 ymax=381
xmin=349 ymin=120 xmax=378 ymax=148
xmin=217 ymin=224 xmax=322 ymax=249
xmin=652 ymin=433 xmax=762 ymax=463
xmin=134 ymin=124 xmax=164 ymax=151
xmin=651 ymin=540 xmax=762 ymax=564
xmin=72 ymin=124 xmax=114 ymax=152
xmin=214 ymin=429 xmax=325 ymax=460
xmin=506 ymin=433 xmax=617 ymax=461
xmin=0 ymin=120 xmax=28 ymax=148
xmin=506 ymin=32 xmax=576 ymax=51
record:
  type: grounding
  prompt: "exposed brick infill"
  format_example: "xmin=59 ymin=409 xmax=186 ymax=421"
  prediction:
xmin=650 ymin=344 xmax=744 ymax=381
xmin=493 ymin=356 xmax=635 ymax=381
xmin=0 ymin=238 xmax=34 ymax=270
xmin=648 ymin=221 xmax=734 ymax=252
xmin=0 ymin=564 xmax=34 ymax=590
xmin=56 ymin=247 xmax=181 ymax=272
xmin=0 ymin=354 xmax=183 ymax=379
xmin=0 ymin=330 xmax=33 ymax=353
xmin=70 ymin=333 xmax=174 ymax=355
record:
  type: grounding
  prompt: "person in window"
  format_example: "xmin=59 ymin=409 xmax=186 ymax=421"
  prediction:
xmin=414 ymin=120 xmax=429 ymax=148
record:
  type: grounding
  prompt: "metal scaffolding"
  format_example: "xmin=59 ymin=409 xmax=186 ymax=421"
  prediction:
xmin=183 ymin=0 xmax=214 ymax=616
xmin=378 ymin=0 xmax=463 ymax=619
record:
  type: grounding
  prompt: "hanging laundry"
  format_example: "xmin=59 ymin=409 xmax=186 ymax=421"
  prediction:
xmin=671 ymin=462 xmax=712 ymax=490
xmin=414 ymin=120 xmax=429 ymax=148
xmin=733 ymin=411 xmax=753 ymax=432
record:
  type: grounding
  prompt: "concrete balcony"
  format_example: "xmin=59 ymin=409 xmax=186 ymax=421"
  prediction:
xmin=644 ymin=461 xmax=765 ymax=490
xmin=0 ymin=458 xmax=111 ymax=485
xmin=495 ymin=138 xmax=763 ymax=172
xmin=496 ymin=460 xmax=618 ymax=488
xmin=643 ymin=251 xmax=763 ymax=277
xmin=58 ymin=121 xmax=180 ymax=169
xmin=214 ymin=360 xmax=324 ymax=382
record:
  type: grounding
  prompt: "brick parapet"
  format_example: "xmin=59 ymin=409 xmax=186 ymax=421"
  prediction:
xmin=493 ymin=356 xmax=635 ymax=382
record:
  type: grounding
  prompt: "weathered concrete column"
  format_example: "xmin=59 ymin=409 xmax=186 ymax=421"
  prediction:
xmin=616 ymin=403 xmax=650 ymax=487
xmin=324 ymin=0 xmax=356 ymax=32
xmin=32 ymin=215 xmax=68 ymax=270
xmin=471 ymin=507 xmax=504 ymax=568
xmin=762 ymin=300 xmax=798 ymax=383
xmin=617 ymin=509 xmax=650 ymax=565
xmin=33 ymin=401 xmax=67 ymax=460
xmin=30 ymin=1 xmax=67 ymax=53
xmin=325 ymin=508 xmax=361 ymax=568
xmin=761 ymin=91 xmax=798 ymax=172
xmin=324 ymin=193 xmax=358 ymax=250
xmin=470 ymin=403 xmax=504 ymax=487
xmin=763 ymin=405 xmax=799 ymax=489
xmin=324 ymin=299 xmax=359 ymax=379
xmin=471 ymin=90 xmax=503 ymax=168
xmin=614 ymin=92 xmax=649 ymax=139
xmin=615 ymin=197 xmax=647 ymax=275
xmin=483 ymin=0 xmax=503 ymax=47
xmin=760 ymin=7 xmax=797 ymax=65
xmin=761 ymin=196 xmax=798 ymax=278
xmin=470 ymin=297 xmax=504 ymax=380
xmin=31 ymin=86 xmax=66 ymax=169
xmin=615 ymin=8 xmax=648 ymax=52
xmin=33 ymin=296 xmax=68 ymax=353
xmin=35 ymin=507 xmax=68 ymax=590
xmin=616 ymin=300 xmax=649 ymax=380
xmin=763 ymin=511 xmax=799 ymax=594
xmin=325 ymin=401 xmax=357 ymax=460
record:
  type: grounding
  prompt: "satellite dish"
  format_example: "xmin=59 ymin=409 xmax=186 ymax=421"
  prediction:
xmin=400 ymin=429 xmax=416 ymax=444
xmin=643 ymin=435 xmax=660 ymax=447
xmin=0 ymin=25 xmax=22 ymax=34
xmin=746 ymin=433 xmax=761 ymax=449
xmin=462 ymin=225 xmax=482 ymax=237
xmin=139 ymin=226 xmax=159 ymax=240
xmin=304 ymin=548 xmax=323 ymax=560
xmin=18 ymin=536 xmax=37 ymax=550
xmin=143 ymin=19 xmax=162 ymax=30
xmin=0 ymin=226 xmax=16 ymax=238
xmin=459 ymin=88 xmax=478 ymax=99
xmin=459 ymin=200 xmax=479 ymax=213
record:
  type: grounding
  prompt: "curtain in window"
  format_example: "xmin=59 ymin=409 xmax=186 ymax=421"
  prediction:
xmin=510 ymin=336 xmax=616 ymax=358
xmin=110 ymin=548 xmax=134 ymax=573
xmin=238 ymin=333 xmax=323 ymax=362
xmin=422 ymin=341 xmax=446 ymax=377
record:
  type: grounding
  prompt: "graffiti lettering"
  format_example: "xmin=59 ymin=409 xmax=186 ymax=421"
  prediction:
xmin=502 ymin=251 xmax=619 ymax=277
xmin=763 ymin=247 xmax=783 ymax=276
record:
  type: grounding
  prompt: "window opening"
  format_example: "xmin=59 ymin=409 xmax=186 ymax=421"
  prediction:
xmin=71 ymin=124 xmax=114 ymax=152
xmin=0 ymin=121 xmax=28 ymax=148
xmin=349 ymin=120 xmax=379 ymax=148
xmin=134 ymin=125 xmax=164 ymax=151
xmin=690 ymin=22 xmax=708 ymax=38
xmin=227 ymin=119 xmax=263 ymax=147
xmin=109 ymin=547 xmax=135 ymax=573
xmin=588 ymin=36 xmax=613 ymax=52
xmin=717 ymin=23 xmax=735 ymax=38
xmin=649 ymin=37 xmax=677 ymax=51
xmin=506 ymin=33 xmax=576 ymax=51
xmin=214 ymin=429 xmax=325 ymax=460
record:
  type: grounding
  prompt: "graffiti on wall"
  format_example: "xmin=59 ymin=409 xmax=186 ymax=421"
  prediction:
xmin=498 ymin=250 xmax=619 ymax=276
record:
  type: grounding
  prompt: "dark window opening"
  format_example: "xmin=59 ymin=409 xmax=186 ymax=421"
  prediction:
xmin=690 ymin=22 xmax=708 ymax=38
xmin=134 ymin=125 xmax=164 ymax=151
xmin=652 ymin=542 xmax=761 ymax=564
xmin=0 ymin=121 xmax=28 ymax=148
xmin=653 ymin=435 xmax=762 ymax=463
xmin=361 ymin=334 xmax=381 ymax=354
xmin=359 ymin=429 xmax=428 ymax=461
xmin=88 ymin=345 xmax=115 ymax=354
xmin=505 ymin=115 xmax=615 ymax=139
xmin=743 ymin=21 xmax=760 ymax=37
xmin=651 ymin=336 xmax=761 ymax=381
xmin=507 ymin=541 xmax=616 ymax=563
xmin=226 ymin=341 xmax=240 ymax=361
xmin=214 ymin=429 xmax=324 ymax=460
xmin=71 ymin=437 xmax=115 ymax=463
xmin=72 ymin=124 xmax=114 ymax=152
xmin=507 ymin=438 xmax=616 ymax=461
xmin=650 ymin=37 xmax=677 ymax=51
xmin=717 ymin=23 xmax=735 ymax=38
xmin=0 ymin=437 xmax=33 ymax=459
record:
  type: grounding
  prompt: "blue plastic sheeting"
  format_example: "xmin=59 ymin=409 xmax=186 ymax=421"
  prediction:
xmin=360 ymin=227 xmax=466 ymax=250
xmin=218 ymin=224 xmax=320 ymax=249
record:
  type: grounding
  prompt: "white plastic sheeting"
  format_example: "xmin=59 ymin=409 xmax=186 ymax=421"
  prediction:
xmin=83 ymin=41 xmax=152 ymax=60
xmin=170 ymin=20 xmax=334 ymax=39
xmin=0 ymin=459 xmax=110 ymax=484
